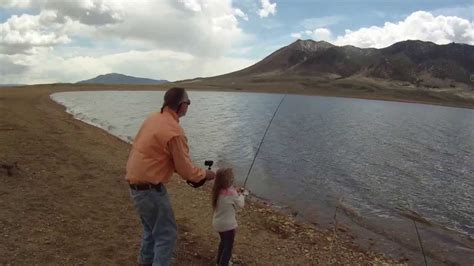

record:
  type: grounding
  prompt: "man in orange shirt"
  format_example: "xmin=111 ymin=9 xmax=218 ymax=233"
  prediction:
xmin=126 ymin=87 xmax=215 ymax=266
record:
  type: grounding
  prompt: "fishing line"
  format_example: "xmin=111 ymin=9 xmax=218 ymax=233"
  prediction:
xmin=243 ymin=94 xmax=287 ymax=189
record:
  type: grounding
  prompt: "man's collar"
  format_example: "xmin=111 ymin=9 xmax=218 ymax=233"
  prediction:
xmin=163 ymin=106 xmax=179 ymax=122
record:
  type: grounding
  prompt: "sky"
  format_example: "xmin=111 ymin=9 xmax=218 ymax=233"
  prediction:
xmin=0 ymin=0 xmax=473 ymax=84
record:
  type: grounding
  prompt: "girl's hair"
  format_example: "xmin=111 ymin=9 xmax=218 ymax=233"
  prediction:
xmin=212 ymin=168 xmax=234 ymax=210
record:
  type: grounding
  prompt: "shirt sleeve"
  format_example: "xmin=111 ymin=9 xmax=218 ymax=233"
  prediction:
xmin=168 ymin=135 xmax=206 ymax=182
xmin=234 ymin=194 xmax=245 ymax=208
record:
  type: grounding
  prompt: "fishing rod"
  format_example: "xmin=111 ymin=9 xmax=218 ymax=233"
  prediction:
xmin=243 ymin=94 xmax=287 ymax=189
xmin=186 ymin=94 xmax=287 ymax=189
xmin=208 ymin=91 xmax=428 ymax=265
xmin=189 ymin=92 xmax=429 ymax=265
xmin=412 ymin=217 xmax=428 ymax=266
xmin=402 ymin=200 xmax=428 ymax=266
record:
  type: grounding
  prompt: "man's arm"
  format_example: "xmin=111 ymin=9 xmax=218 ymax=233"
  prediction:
xmin=168 ymin=135 xmax=208 ymax=182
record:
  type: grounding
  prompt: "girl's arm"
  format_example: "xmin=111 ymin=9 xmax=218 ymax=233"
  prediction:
xmin=233 ymin=192 xmax=245 ymax=208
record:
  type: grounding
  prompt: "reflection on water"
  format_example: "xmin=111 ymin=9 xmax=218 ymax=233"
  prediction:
xmin=51 ymin=91 xmax=474 ymax=243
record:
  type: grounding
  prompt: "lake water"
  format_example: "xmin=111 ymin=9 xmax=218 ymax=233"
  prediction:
xmin=51 ymin=91 xmax=474 ymax=262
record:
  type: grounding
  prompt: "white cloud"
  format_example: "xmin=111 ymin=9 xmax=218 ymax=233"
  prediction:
xmin=334 ymin=11 xmax=474 ymax=48
xmin=0 ymin=48 xmax=256 ymax=84
xmin=0 ymin=0 xmax=124 ymax=54
xmin=234 ymin=8 xmax=248 ymax=21
xmin=1 ymin=0 xmax=32 ymax=8
xmin=0 ymin=0 xmax=255 ymax=84
xmin=294 ymin=11 xmax=474 ymax=48
xmin=431 ymin=5 xmax=474 ymax=20
xmin=301 ymin=16 xmax=343 ymax=29
xmin=258 ymin=0 xmax=276 ymax=18
xmin=290 ymin=32 xmax=302 ymax=39
xmin=98 ymin=0 xmax=249 ymax=57
xmin=2 ymin=0 xmax=124 ymax=25
xmin=0 ymin=54 xmax=28 ymax=75
xmin=1 ymin=0 xmax=249 ymax=56
xmin=305 ymin=28 xmax=333 ymax=42
xmin=230 ymin=46 xmax=252 ymax=55
xmin=0 ymin=12 xmax=71 ymax=54
xmin=179 ymin=0 xmax=202 ymax=12
xmin=294 ymin=27 xmax=333 ymax=42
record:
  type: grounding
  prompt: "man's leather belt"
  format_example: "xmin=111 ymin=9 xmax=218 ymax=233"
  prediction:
xmin=129 ymin=183 xmax=163 ymax=191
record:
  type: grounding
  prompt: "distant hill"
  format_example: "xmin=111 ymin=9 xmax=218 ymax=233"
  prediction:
xmin=77 ymin=73 xmax=168 ymax=85
xmin=219 ymin=39 xmax=474 ymax=88
xmin=0 ymin=84 xmax=26 ymax=87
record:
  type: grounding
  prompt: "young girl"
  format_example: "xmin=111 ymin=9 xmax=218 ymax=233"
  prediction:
xmin=212 ymin=168 xmax=247 ymax=266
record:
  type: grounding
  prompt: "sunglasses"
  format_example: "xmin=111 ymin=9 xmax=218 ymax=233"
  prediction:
xmin=180 ymin=99 xmax=191 ymax=106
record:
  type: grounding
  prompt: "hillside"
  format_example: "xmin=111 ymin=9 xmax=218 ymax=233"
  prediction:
xmin=220 ymin=39 xmax=474 ymax=88
xmin=77 ymin=73 xmax=168 ymax=85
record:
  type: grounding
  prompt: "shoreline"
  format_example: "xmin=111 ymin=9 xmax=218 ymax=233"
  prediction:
xmin=8 ymin=82 xmax=474 ymax=110
xmin=1 ymin=84 xmax=471 ymax=264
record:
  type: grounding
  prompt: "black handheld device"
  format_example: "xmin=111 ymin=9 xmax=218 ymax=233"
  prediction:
xmin=187 ymin=160 xmax=213 ymax=188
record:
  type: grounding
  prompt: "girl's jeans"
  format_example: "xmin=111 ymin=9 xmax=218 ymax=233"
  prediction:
xmin=217 ymin=229 xmax=235 ymax=266
xmin=130 ymin=185 xmax=177 ymax=266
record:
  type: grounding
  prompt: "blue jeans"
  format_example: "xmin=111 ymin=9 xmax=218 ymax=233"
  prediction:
xmin=217 ymin=229 xmax=235 ymax=266
xmin=130 ymin=186 xmax=177 ymax=266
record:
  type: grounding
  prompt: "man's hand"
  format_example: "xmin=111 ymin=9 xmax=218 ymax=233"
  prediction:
xmin=205 ymin=170 xmax=216 ymax=181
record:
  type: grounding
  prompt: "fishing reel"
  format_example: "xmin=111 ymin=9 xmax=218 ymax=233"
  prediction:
xmin=186 ymin=160 xmax=213 ymax=188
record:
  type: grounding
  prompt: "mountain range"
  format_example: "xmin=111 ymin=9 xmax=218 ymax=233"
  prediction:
xmin=77 ymin=40 xmax=473 ymax=89
xmin=77 ymin=73 xmax=168 ymax=85
xmin=219 ymin=39 xmax=473 ymax=88
xmin=70 ymin=40 xmax=473 ymax=107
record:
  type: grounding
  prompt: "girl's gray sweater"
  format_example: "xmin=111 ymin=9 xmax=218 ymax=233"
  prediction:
xmin=212 ymin=186 xmax=245 ymax=232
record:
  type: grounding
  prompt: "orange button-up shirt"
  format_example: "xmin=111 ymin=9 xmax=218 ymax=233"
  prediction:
xmin=125 ymin=107 xmax=205 ymax=184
